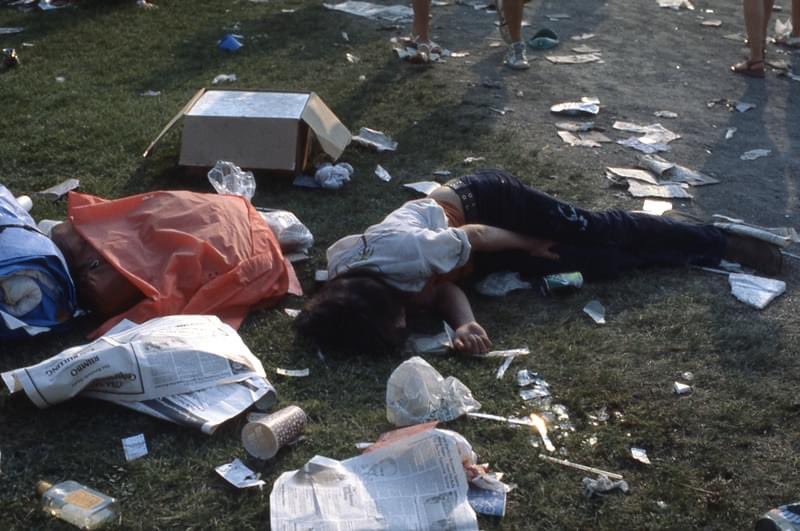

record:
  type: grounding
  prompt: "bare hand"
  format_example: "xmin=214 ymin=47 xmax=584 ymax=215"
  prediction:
xmin=453 ymin=321 xmax=492 ymax=354
xmin=526 ymin=238 xmax=560 ymax=261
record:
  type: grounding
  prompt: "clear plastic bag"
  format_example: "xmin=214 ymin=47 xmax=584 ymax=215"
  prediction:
xmin=258 ymin=210 xmax=314 ymax=254
xmin=386 ymin=356 xmax=481 ymax=427
xmin=207 ymin=161 xmax=256 ymax=201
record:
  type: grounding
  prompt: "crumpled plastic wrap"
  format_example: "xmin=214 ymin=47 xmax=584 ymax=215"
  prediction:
xmin=386 ymin=356 xmax=481 ymax=426
xmin=582 ymin=475 xmax=630 ymax=498
xmin=207 ymin=160 xmax=256 ymax=201
xmin=314 ymin=162 xmax=354 ymax=189
xmin=475 ymin=271 xmax=532 ymax=297
xmin=728 ymin=273 xmax=786 ymax=309
xmin=258 ymin=210 xmax=314 ymax=254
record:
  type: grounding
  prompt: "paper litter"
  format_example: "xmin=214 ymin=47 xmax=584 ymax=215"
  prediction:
xmin=374 ymin=164 xmax=392 ymax=182
xmin=740 ymin=149 xmax=771 ymax=161
xmin=276 ymin=368 xmax=310 ymax=377
xmin=582 ymin=475 xmax=630 ymax=497
xmin=323 ymin=1 xmax=413 ymax=22
xmin=583 ymin=300 xmax=606 ymax=324
xmin=654 ymin=110 xmax=678 ymax=118
xmin=631 ymin=447 xmax=651 ymax=465
xmin=555 ymin=121 xmax=595 ymax=132
xmin=626 ymin=180 xmax=692 ymax=199
xmin=495 ymin=356 xmax=516 ymax=380
xmin=352 ymin=127 xmax=398 ymax=152
xmin=641 ymin=199 xmax=673 ymax=215
xmin=546 ymin=53 xmax=603 ymax=64
xmin=475 ymin=271 xmax=533 ymax=296
xmin=638 ymin=154 xmax=719 ymax=186
xmin=725 ymin=127 xmax=737 ymax=140
xmin=673 ymin=381 xmax=692 ymax=395
xmin=216 ymin=459 xmax=265 ymax=489
xmin=211 ymin=73 xmax=237 ymax=84
xmin=283 ymin=308 xmax=301 ymax=318
xmin=657 ymin=0 xmax=694 ymax=10
xmin=314 ymin=162 xmax=354 ymax=189
xmin=735 ymin=101 xmax=756 ymax=113
xmin=550 ymin=98 xmax=600 ymax=116
xmin=121 ymin=434 xmax=148 ymax=462
xmin=728 ymin=273 xmax=786 ymax=309
xmin=606 ymin=167 xmax=659 ymax=185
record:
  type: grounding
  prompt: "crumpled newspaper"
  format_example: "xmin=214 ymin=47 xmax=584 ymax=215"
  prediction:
xmin=386 ymin=356 xmax=480 ymax=426
xmin=582 ymin=475 xmax=630 ymax=497
xmin=315 ymin=162 xmax=354 ymax=189
xmin=728 ymin=273 xmax=786 ymax=309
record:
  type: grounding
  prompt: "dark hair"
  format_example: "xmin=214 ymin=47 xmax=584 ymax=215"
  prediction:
xmin=294 ymin=271 xmax=407 ymax=356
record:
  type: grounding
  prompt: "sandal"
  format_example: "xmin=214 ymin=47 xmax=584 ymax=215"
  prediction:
xmin=731 ymin=58 xmax=765 ymax=78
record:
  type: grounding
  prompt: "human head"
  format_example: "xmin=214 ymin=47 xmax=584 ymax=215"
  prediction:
xmin=294 ymin=271 xmax=408 ymax=356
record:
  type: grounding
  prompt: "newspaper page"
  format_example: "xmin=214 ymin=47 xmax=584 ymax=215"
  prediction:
xmin=1 ymin=315 xmax=265 ymax=408
xmin=270 ymin=430 xmax=478 ymax=530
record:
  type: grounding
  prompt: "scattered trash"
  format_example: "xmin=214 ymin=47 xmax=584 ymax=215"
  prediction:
xmin=550 ymin=98 xmax=600 ymax=116
xmin=740 ymin=149 xmax=771 ymax=161
xmin=315 ymin=270 xmax=329 ymax=282
xmin=468 ymin=485 xmax=507 ymax=517
xmin=242 ymin=405 xmax=306 ymax=459
xmin=555 ymin=121 xmax=595 ymax=132
xmin=701 ymin=19 xmax=722 ymax=27
xmin=433 ymin=170 xmax=452 ymax=178
xmin=323 ymin=1 xmax=414 ymax=23
xmin=345 ymin=52 xmax=360 ymax=63
xmin=583 ymin=300 xmax=606 ymax=324
xmin=208 ymin=160 xmax=256 ymax=200
xmin=477 ymin=347 xmax=530 ymax=359
xmin=606 ymin=167 xmax=659 ymax=185
xmin=136 ymin=0 xmax=157 ymax=8
xmin=756 ymin=502 xmax=800 ymax=531
xmin=270 ymin=428 xmax=479 ymax=530
xmin=258 ymin=209 xmax=314 ymax=256
xmin=713 ymin=217 xmax=799 ymax=247
xmin=546 ymin=13 xmax=571 ymax=21
xmin=374 ymin=164 xmax=392 ymax=182
xmin=571 ymin=44 xmax=601 ymax=54
xmin=284 ymin=308 xmax=301 ymax=318
xmin=725 ymin=127 xmax=737 ymax=140
xmin=681 ymin=371 xmax=694 ymax=381
xmin=37 ymin=479 xmax=119 ymax=529
xmin=216 ymin=459 xmax=265 ymax=489
xmin=55 ymin=76 xmax=65 ymax=83
xmin=2 ymin=316 xmax=277 ymax=433
xmin=673 ymin=381 xmax=692 ymax=395
xmin=276 ymin=368 xmax=310 ymax=377
xmin=451 ymin=51 xmax=470 ymax=57
xmin=641 ymin=199 xmax=673 ymax=215
xmin=475 ymin=271 xmax=532 ymax=296
xmin=352 ymin=127 xmax=398 ymax=152
xmin=539 ymin=454 xmax=624 ymax=480
xmin=121 ymin=434 xmax=148 ymax=462
xmin=528 ymin=414 xmax=556 ymax=452
xmin=638 ymin=154 xmax=720 ymax=186
xmin=464 ymin=156 xmax=486 ymax=164
xmin=218 ymin=34 xmax=244 ymax=52
xmin=406 ymin=326 xmax=453 ymax=354
xmin=490 ymin=106 xmax=513 ymax=115
xmin=541 ymin=272 xmax=583 ymax=295
xmin=140 ymin=89 xmax=161 ymax=97
xmin=1 ymin=48 xmax=19 ymax=71
xmin=527 ymin=28 xmax=559 ymax=49
xmin=613 ymin=121 xmax=681 ymax=145
xmin=315 ymin=162 xmax=354 ymax=189
xmin=403 ymin=181 xmax=441 ymax=195
xmin=657 ymin=0 xmax=695 ymax=10
xmin=558 ymin=131 xmax=601 ymax=148
xmin=496 ymin=355 xmax=516 ymax=379
xmin=626 ymin=180 xmax=692 ymax=199
xmin=631 ymin=447 xmax=651 ymax=465
xmin=571 ymin=33 xmax=595 ymax=41
xmin=735 ymin=101 xmax=756 ymax=113
xmin=386 ymin=356 xmax=481 ymax=426
xmin=546 ymin=53 xmax=602 ymax=64
xmin=582 ymin=475 xmax=630 ymax=497
xmin=654 ymin=110 xmax=678 ymax=118
xmin=0 ymin=28 xmax=24 ymax=35
xmin=354 ymin=441 xmax=373 ymax=450
xmin=211 ymin=73 xmax=237 ymax=84
xmin=618 ymin=137 xmax=670 ymax=154
xmin=728 ymin=273 xmax=786 ymax=309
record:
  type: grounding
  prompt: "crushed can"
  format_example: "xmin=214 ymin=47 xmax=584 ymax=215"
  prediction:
xmin=1 ymin=48 xmax=19 ymax=70
xmin=756 ymin=503 xmax=800 ymax=531
xmin=540 ymin=272 xmax=583 ymax=295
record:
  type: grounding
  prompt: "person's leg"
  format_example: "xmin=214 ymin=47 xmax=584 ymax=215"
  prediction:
xmin=500 ymin=0 xmax=529 ymax=70
xmin=763 ymin=0 xmax=775 ymax=37
xmin=502 ymin=0 xmax=523 ymax=42
xmin=412 ymin=0 xmax=431 ymax=42
xmin=733 ymin=0 xmax=767 ymax=76
xmin=792 ymin=0 xmax=800 ymax=38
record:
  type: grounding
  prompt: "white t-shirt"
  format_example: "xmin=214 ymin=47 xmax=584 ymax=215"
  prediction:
xmin=327 ymin=199 xmax=472 ymax=292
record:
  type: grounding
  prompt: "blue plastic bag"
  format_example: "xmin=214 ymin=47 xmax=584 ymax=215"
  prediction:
xmin=0 ymin=184 xmax=78 ymax=339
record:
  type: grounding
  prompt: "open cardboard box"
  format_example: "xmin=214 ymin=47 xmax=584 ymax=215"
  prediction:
xmin=144 ymin=89 xmax=351 ymax=174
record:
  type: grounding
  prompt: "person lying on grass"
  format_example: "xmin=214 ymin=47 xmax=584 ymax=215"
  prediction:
xmin=295 ymin=170 xmax=782 ymax=356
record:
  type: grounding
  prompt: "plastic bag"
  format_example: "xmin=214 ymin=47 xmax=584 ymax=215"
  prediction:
xmin=386 ymin=356 xmax=481 ymax=426
xmin=314 ymin=162 xmax=353 ymax=189
xmin=258 ymin=210 xmax=314 ymax=254
xmin=207 ymin=161 xmax=256 ymax=201
xmin=475 ymin=271 xmax=532 ymax=297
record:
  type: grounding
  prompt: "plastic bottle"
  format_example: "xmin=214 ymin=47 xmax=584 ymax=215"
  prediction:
xmin=756 ymin=503 xmax=800 ymax=531
xmin=37 ymin=480 xmax=119 ymax=530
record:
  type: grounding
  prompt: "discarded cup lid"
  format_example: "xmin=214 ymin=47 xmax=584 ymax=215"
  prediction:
xmin=218 ymin=34 xmax=243 ymax=52
xmin=527 ymin=28 xmax=559 ymax=49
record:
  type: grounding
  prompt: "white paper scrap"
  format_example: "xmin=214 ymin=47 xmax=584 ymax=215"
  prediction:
xmin=627 ymin=180 xmax=692 ymax=199
xmin=315 ymin=270 xmax=329 ymax=282
xmin=403 ymin=181 xmax=441 ymax=195
xmin=735 ymin=101 xmax=756 ymax=113
xmin=211 ymin=73 xmax=237 ymax=84
xmin=673 ymin=381 xmax=692 ymax=395
xmin=654 ymin=110 xmax=678 ymax=119
xmin=122 ymin=434 xmax=148 ymax=462
xmin=476 ymin=347 xmax=530 ymax=358
xmin=495 ymin=356 xmax=516 ymax=380
xmin=355 ymin=442 xmax=373 ymax=450
xmin=374 ymin=164 xmax=392 ymax=182
xmin=276 ymin=368 xmax=310 ymax=377
xmin=606 ymin=167 xmax=659 ymax=185
xmin=740 ymin=149 xmax=771 ymax=161
xmin=323 ymin=1 xmax=414 ymax=23
xmin=631 ymin=447 xmax=652 ymax=465
xmin=728 ymin=273 xmax=786 ymax=309
xmin=216 ymin=458 xmax=265 ymax=489
xmin=725 ymin=127 xmax=737 ymax=140
xmin=583 ymin=300 xmax=606 ymax=324
xmin=464 ymin=156 xmax=486 ymax=164
xmin=642 ymin=199 xmax=673 ymax=216
xmin=352 ymin=127 xmax=398 ymax=152
xmin=0 ymin=28 xmax=24 ymax=35
xmin=284 ymin=308 xmax=301 ymax=318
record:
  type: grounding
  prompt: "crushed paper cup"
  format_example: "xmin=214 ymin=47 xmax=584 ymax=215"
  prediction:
xmin=673 ymin=382 xmax=692 ymax=395
xmin=215 ymin=458 xmax=265 ymax=489
xmin=631 ymin=447 xmax=651 ymax=465
xmin=242 ymin=405 xmax=307 ymax=459
xmin=583 ymin=300 xmax=606 ymax=324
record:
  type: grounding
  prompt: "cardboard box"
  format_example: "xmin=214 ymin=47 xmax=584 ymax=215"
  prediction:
xmin=144 ymin=89 xmax=351 ymax=174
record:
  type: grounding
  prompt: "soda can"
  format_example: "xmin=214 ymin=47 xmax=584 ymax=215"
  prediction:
xmin=541 ymin=272 xmax=584 ymax=295
xmin=755 ymin=503 xmax=800 ymax=531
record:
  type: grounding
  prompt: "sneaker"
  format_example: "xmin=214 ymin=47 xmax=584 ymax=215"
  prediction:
xmin=505 ymin=41 xmax=530 ymax=70
xmin=408 ymin=42 xmax=432 ymax=64
xmin=495 ymin=0 xmax=512 ymax=44
xmin=724 ymin=233 xmax=783 ymax=277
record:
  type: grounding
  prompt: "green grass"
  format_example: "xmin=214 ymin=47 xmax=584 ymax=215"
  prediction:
xmin=1 ymin=1 xmax=799 ymax=529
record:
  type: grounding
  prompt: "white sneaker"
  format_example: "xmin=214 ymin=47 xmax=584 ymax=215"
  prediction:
xmin=505 ymin=41 xmax=530 ymax=70
xmin=495 ymin=0 xmax=512 ymax=44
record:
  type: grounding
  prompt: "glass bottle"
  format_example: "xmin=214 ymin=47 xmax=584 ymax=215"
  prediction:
xmin=36 ymin=480 xmax=119 ymax=530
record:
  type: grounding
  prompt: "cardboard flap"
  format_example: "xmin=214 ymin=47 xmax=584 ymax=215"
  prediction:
xmin=301 ymin=93 xmax=351 ymax=160
xmin=143 ymin=88 xmax=207 ymax=158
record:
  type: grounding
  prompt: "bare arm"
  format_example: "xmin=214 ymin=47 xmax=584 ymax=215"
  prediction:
xmin=460 ymin=224 xmax=559 ymax=259
xmin=429 ymin=281 xmax=491 ymax=354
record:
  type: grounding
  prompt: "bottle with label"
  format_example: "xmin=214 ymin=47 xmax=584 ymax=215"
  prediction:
xmin=36 ymin=480 xmax=119 ymax=530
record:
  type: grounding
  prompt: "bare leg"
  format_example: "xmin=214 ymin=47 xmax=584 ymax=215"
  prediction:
xmin=793 ymin=0 xmax=800 ymax=37
xmin=412 ymin=0 xmax=431 ymax=42
xmin=502 ymin=0 xmax=524 ymax=42
xmin=743 ymin=0 xmax=766 ymax=61
xmin=763 ymin=0 xmax=774 ymax=39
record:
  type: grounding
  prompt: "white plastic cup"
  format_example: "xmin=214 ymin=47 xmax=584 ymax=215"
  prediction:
xmin=242 ymin=405 xmax=306 ymax=459
xmin=15 ymin=195 xmax=32 ymax=212
xmin=37 ymin=219 xmax=63 ymax=237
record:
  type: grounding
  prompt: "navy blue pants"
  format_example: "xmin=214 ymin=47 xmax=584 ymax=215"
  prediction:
xmin=446 ymin=170 xmax=727 ymax=281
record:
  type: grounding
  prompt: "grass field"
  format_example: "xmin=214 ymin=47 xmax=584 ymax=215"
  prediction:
xmin=1 ymin=0 xmax=798 ymax=529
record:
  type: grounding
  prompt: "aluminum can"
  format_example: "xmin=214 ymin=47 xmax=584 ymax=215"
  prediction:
xmin=541 ymin=272 xmax=583 ymax=295
xmin=755 ymin=503 xmax=800 ymax=531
